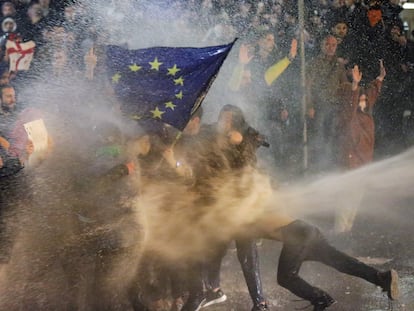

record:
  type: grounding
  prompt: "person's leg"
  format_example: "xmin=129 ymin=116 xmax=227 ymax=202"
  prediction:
xmin=169 ymin=265 xmax=188 ymax=311
xmin=235 ymin=239 xmax=267 ymax=309
xmin=128 ymin=253 xmax=168 ymax=311
xmin=277 ymin=220 xmax=398 ymax=307
xmin=180 ymin=262 xmax=205 ymax=311
xmin=204 ymin=242 xmax=228 ymax=291
xmin=202 ymin=243 xmax=228 ymax=307
xmin=277 ymin=221 xmax=336 ymax=308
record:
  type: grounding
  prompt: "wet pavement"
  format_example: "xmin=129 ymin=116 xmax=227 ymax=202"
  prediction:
xmin=207 ymin=203 xmax=414 ymax=311
xmin=0 ymin=165 xmax=413 ymax=311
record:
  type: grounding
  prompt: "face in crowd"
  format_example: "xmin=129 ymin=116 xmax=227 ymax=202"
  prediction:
xmin=333 ymin=22 xmax=348 ymax=41
xmin=217 ymin=105 xmax=246 ymax=133
xmin=0 ymin=72 xmax=10 ymax=86
xmin=27 ymin=3 xmax=43 ymax=21
xmin=258 ymin=33 xmax=275 ymax=55
xmin=2 ymin=2 xmax=16 ymax=17
xmin=2 ymin=18 xmax=16 ymax=33
xmin=359 ymin=93 xmax=367 ymax=112
xmin=390 ymin=25 xmax=402 ymax=40
xmin=322 ymin=36 xmax=338 ymax=57
xmin=1 ymin=86 xmax=16 ymax=112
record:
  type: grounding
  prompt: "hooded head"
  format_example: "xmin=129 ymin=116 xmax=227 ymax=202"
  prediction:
xmin=218 ymin=104 xmax=247 ymax=133
xmin=1 ymin=17 xmax=16 ymax=34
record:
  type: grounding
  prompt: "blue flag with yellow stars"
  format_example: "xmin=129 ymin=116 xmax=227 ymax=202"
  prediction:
xmin=106 ymin=41 xmax=235 ymax=131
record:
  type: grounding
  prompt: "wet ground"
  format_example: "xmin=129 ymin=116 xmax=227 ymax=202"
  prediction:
xmin=208 ymin=202 xmax=414 ymax=311
xmin=0 ymin=172 xmax=413 ymax=311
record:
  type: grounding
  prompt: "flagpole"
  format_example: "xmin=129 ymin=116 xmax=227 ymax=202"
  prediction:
xmin=153 ymin=130 xmax=182 ymax=171
xmin=298 ymin=0 xmax=308 ymax=174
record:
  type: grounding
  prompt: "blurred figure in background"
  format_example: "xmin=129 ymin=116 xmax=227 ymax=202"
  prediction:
xmin=334 ymin=61 xmax=385 ymax=235
xmin=306 ymin=34 xmax=347 ymax=173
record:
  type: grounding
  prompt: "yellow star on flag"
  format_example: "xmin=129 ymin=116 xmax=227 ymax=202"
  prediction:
xmin=167 ymin=64 xmax=181 ymax=76
xmin=129 ymin=63 xmax=141 ymax=72
xmin=174 ymin=76 xmax=184 ymax=86
xmin=150 ymin=107 xmax=165 ymax=119
xmin=175 ymin=91 xmax=183 ymax=99
xmin=165 ymin=101 xmax=176 ymax=110
xmin=149 ymin=57 xmax=163 ymax=71
xmin=112 ymin=72 xmax=121 ymax=83
xmin=130 ymin=114 xmax=142 ymax=120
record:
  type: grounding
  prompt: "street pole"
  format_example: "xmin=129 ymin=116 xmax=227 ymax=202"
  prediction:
xmin=298 ymin=0 xmax=308 ymax=173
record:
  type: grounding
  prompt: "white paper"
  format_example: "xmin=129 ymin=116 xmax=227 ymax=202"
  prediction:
xmin=23 ymin=119 xmax=48 ymax=167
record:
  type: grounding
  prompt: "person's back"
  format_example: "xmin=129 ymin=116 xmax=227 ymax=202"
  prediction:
xmin=180 ymin=104 xmax=271 ymax=311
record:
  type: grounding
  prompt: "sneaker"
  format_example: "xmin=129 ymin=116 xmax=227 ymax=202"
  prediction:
xmin=181 ymin=294 xmax=206 ymax=311
xmin=251 ymin=302 xmax=269 ymax=311
xmin=202 ymin=289 xmax=227 ymax=308
xmin=312 ymin=294 xmax=337 ymax=311
xmin=378 ymin=269 xmax=399 ymax=300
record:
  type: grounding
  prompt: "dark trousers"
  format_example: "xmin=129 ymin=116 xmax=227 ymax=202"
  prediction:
xmin=277 ymin=220 xmax=381 ymax=303
xmin=204 ymin=239 xmax=265 ymax=306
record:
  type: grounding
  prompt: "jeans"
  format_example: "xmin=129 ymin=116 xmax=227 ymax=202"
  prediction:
xmin=204 ymin=238 xmax=265 ymax=306
xmin=277 ymin=220 xmax=381 ymax=303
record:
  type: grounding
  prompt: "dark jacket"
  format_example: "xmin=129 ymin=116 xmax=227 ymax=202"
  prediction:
xmin=0 ymin=144 xmax=22 ymax=178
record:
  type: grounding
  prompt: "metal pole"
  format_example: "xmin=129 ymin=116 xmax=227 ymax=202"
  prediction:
xmin=298 ymin=0 xmax=308 ymax=173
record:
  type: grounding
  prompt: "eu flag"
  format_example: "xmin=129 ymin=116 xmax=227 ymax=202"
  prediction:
xmin=106 ymin=41 xmax=235 ymax=131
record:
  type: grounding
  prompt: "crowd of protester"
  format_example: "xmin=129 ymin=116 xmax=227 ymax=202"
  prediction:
xmin=0 ymin=0 xmax=410 ymax=310
xmin=0 ymin=0 xmax=412 ymax=177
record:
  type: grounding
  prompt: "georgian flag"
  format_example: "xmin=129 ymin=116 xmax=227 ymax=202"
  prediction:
xmin=6 ymin=39 xmax=36 ymax=71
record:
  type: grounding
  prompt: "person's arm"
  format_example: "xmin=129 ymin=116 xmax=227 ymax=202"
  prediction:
xmin=0 ymin=136 xmax=10 ymax=150
xmin=351 ymin=65 xmax=361 ymax=92
xmin=228 ymin=63 xmax=246 ymax=91
xmin=163 ymin=147 xmax=193 ymax=178
xmin=0 ymin=141 xmax=23 ymax=178
xmin=336 ymin=65 xmax=360 ymax=117
xmin=367 ymin=60 xmax=386 ymax=109
xmin=228 ymin=43 xmax=253 ymax=91
xmin=0 ymin=156 xmax=23 ymax=177
xmin=264 ymin=38 xmax=297 ymax=86
xmin=350 ymin=65 xmax=362 ymax=114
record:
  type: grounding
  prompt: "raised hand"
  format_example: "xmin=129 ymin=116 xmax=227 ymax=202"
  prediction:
xmin=289 ymin=38 xmax=298 ymax=60
xmin=352 ymin=65 xmax=362 ymax=84
xmin=84 ymin=47 xmax=97 ymax=80
xmin=239 ymin=43 xmax=254 ymax=65
xmin=378 ymin=59 xmax=386 ymax=81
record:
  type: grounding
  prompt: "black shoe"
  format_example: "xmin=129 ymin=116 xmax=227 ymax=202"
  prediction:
xmin=181 ymin=294 xmax=206 ymax=311
xmin=312 ymin=294 xmax=336 ymax=311
xmin=378 ymin=269 xmax=399 ymax=300
xmin=202 ymin=289 xmax=227 ymax=308
xmin=251 ymin=302 xmax=269 ymax=311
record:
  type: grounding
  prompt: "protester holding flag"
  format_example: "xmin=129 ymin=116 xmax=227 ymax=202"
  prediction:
xmin=106 ymin=40 xmax=399 ymax=311
xmin=106 ymin=40 xmax=237 ymax=311
xmin=199 ymin=104 xmax=269 ymax=311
